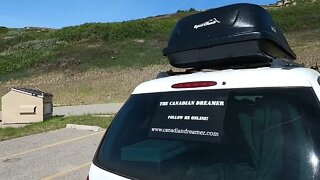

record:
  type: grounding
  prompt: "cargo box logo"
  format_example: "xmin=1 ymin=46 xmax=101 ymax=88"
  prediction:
xmin=271 ymin=26 xmax=277 ymax=33
xmin=194 ymin=18 xmax=220 ymax=29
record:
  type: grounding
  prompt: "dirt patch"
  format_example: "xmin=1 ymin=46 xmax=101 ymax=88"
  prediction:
xmin=0 ymin=65 xmax=176 ymax=106
xmin=294 ymin=42 xmax=320 ymax=67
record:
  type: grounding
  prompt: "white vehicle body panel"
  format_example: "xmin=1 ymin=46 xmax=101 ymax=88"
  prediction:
xmin=89 ymin=163 xmax=130 ymax=180
xmin=132 ymin=68 xmax=319 ymax=95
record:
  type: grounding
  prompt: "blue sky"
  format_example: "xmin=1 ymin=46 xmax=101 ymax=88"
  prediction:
xmin=0 ymin=0 xmax=275 ymax=29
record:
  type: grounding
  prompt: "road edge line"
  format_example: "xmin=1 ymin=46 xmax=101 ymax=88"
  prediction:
xmin=41 ymin=162 xmax=91 ymax=180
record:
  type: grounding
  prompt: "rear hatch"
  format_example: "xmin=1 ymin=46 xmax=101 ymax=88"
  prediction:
xmin=92 ymin=87 xmax=320 ymax=180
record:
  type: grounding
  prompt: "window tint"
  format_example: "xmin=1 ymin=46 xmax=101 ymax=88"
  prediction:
xmin=94 ymin=88 xmax=320 ymax=180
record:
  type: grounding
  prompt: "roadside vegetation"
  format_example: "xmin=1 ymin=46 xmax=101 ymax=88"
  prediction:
xmin=0 ymin=115 xmax=113 ymax=141
xmin=0 ymin=1 xmax=319 ymax=106
xmin=269 ymin=1 xmax=320 ymax=32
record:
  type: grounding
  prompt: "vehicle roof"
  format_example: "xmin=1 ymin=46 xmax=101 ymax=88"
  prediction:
xmin=132 ymin=67 xmax=320 ymax=94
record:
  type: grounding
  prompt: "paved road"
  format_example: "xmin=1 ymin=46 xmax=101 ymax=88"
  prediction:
xmin=0 ymin=128 xmax=105 ymax=180
xmin=53 ymin=103 xmax=123 ymax=116
xmin=0 ymin=103 xmax=123 ymax=121
xmin=0 ymin=103 xmax=121 ymax=178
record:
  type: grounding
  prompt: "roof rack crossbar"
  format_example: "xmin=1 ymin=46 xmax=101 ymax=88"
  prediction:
xmin=270 ymin=59 xmax=304 ymax=68
xmin=156 ymin=70 xmax=193 ymax=79
xmin=311 ymin=63 xmax=319 ymax=72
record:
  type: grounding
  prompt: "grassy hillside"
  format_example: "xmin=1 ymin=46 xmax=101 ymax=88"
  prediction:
xmin=0 ymin=16 xmax=185 ymax=75
xmin=0 ymin=2 xmax=319 ymax=106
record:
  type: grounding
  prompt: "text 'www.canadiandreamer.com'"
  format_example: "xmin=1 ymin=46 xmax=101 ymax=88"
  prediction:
xmin=151 ymin=127 xmax=219 ymax=137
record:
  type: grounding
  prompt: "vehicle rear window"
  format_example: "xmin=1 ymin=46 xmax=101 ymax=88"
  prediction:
xmin=94 ymin=88 xmax=320 ymax=180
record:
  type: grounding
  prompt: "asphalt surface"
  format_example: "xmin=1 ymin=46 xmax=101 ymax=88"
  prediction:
xmin=0 ymin=128 xmax=105 ymax=180
xmin=0 ymin=103 xmax=123 ymax=121
xmin=52 ymin=103 xmax=124 ymax=116
xmin=0 ymin=103 xmax=121 ymax=179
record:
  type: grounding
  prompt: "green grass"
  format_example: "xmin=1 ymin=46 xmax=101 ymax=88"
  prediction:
xmin=0 ymin=2 xmax=319 ymax=75
xmin=51 ymin=19 xmax=175 ymax=42
xmin=0 ymin=115 xmax=113 ymax=141
xmin=78 ymin=40 xmax=167 ymax=69
xmin=0 ymin=27 xmax=9 ymax=35
xmin=269 ymin=2 xmax=320 ymax=32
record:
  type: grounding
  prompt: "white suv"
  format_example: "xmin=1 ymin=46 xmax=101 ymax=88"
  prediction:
xmin=88 ymin=66 xmax=320 ymax=180
xmin=88 ymin=3 xmax=320 ymax=180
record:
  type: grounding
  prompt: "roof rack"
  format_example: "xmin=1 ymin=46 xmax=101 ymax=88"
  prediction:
xmin=156 ymin=70 xmax=193 ymax=79
xmin=270 ymin=59 xmax=304 ymax=68
xmin=311 ymin=63 xmax=319 ymax=72
xmin=156 ymin=58 xmax=304 ymax=79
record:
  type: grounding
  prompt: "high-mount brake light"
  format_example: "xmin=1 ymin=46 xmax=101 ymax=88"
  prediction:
xmin=171 ymin=81 xmax=217 ymax=88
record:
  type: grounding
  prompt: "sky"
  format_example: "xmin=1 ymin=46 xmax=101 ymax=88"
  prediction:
xmin=0 ymin=0 xmax=275 ymax=29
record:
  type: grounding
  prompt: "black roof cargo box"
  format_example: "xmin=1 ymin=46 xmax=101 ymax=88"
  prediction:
xmin=163 ymin=3 xmax=296 ymax=69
